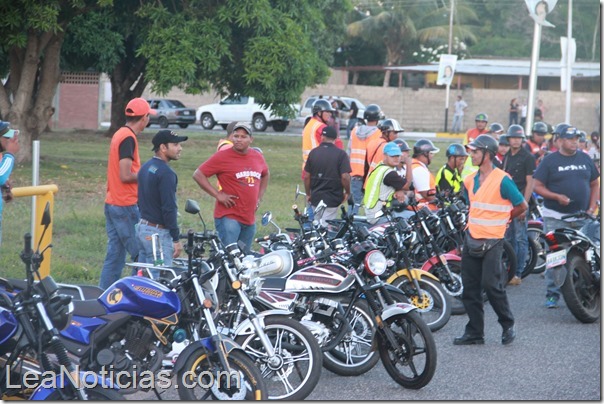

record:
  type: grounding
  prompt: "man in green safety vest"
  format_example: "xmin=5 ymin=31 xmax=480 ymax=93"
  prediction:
xmin=435 ymin=143 xmax=469 ymax=195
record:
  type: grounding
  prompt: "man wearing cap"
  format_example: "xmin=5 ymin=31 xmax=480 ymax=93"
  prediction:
xmin=0 ymin=121 xmax=20 ymax=245
xmin=363 ymin=142 xmax=408 ymax=224
xmin=304 ymin=126 xmax=352 ymax=226
xmin=454 ymin=134 xmax=527 ymax=346
xmin=533 ymin=124 xmax=600 ymax=308
xmin=99 ymin=97 xmax=156 ymax=289
xmin=194 ymin=123 xmax=269 ymax=254
xmin=136 ymin=130 xmax=188 ymax=267
xmin=524 ymin=122 xmax=549 ymax=165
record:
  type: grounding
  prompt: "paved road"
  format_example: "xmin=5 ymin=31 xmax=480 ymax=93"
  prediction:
xmin=130 ymin=272 xmax=600 ymax=401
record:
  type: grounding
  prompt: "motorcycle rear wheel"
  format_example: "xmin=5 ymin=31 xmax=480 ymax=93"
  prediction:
xmin=377 ymin=311 xmax=437 ymax=389
xmin=560 ymin=254 xmax=600 ymax=323
xmin=176 ymin=349 xmax=267 ymax=400
xmin=521 ymin=236 xmax=541 ymax=278
xmin=322 ymin=299 xmax=380 ymax=376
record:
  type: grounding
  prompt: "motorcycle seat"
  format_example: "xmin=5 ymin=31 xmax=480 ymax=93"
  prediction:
xmin=72 ymin=299 xmax=107 ymax=317
xmin=261 ymin=277 xmax=287 ymax=291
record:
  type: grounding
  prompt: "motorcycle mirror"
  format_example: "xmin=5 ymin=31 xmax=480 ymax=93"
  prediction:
xmin=185 ymin=199 xmax=201 ymax=215
xmin=261 ymin=211 xmax=272 ymax=227
xmin=41 ymin=202 xmax=52 ymax=227
xmin=295 ymin=184 xmax=306 ymax=200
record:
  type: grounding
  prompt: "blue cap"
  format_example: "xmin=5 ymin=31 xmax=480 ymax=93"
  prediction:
xmin=383 ymin=142 xmax=402 ymax=157
xmin=2 ymin=129 xmax=17 ymax=139
xmin=0 ymin=120 xmax=9 ymax=136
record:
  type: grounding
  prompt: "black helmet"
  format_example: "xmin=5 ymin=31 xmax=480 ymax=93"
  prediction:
xmin=445 ymin=143 xmax=469 ymax=157
xmin=363 ymin=104 xmax=384 ymax=121
xmin=413 ymin=139 xmax=440 ymax=156
xmin=475 ymin=112 xmax=489 ymax=122
xmin=467 ymin=134 xmax=498 ymax=156
xmin=488 ymin=122 xmax=504 ymax=134
xmin=312 ymin=99 xmax=336 ymax=115
xmin=377 ymin=118 xmax=404 ymax=133
xmin=532 ymin=121 xmax=548 ymax=135
xmin=498 ymin=135 xmax=510 ymax=146
xmin=578 ymin=130 xmax=587 ymax=142
xmin=506 ymin=124 xmax=525 ymax=138
xmin=393 ymin=138 xmax=410 ymax=152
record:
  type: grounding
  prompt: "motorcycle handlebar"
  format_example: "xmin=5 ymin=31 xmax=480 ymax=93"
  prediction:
xmin=561 ymin=210 xmax=597 ymax=221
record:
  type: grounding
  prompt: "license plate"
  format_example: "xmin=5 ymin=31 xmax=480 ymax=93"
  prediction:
xmin=546 ymin=250 xmax=567 ymax=269
xmin=183 ymin=111 xmax=190 ymax=115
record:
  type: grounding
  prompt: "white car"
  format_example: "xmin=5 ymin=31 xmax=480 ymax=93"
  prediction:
xmin=196 ymin=95 xmax=295 ymax=132
xmin=297 ymin=96 xmax=366 ymax=130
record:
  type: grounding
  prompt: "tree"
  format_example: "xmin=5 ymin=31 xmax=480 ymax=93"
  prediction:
xmin=63 ymin=0 xmax=352 ymax=136
xmin=0 ymin=0 xmax=112 ymax=162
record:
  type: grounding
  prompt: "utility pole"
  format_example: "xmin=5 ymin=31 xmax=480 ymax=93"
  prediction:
xmin=444 ymin=0 xmax=455 ymax=132
xmin=564 ymin=0 xmax=573 ymax=123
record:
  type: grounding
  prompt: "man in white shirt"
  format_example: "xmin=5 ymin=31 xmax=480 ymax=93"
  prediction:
xmin=451 ymin=95 xmax=468 ymax=134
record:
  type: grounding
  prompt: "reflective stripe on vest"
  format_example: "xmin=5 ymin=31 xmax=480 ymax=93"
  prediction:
xmin=349 ymin=127 xmax=381 ymax=177
xmin=463 ymin=168 xmax=513 ymax=239
xmin=363 ymin=163 xmax=394 ymax=209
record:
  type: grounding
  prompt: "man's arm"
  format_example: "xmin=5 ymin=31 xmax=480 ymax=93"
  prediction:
xmin=510 ymin=200 xmax=528 ymax=220
xmin=119 ymin=158 xmax=137 ymax=183
xmin=257 ymin=170 xmax=270 ymax=210
xmin=533 ymin=178 xmax=570 ymax=206
xmin=341 ymin=173 xmax=351 ymax=203
xmin=587 ymin=178 xmax=600 ymax=213
xmin=193 ymin=168 xmax=238 ymax=208
xmin=402 ymin=156 xmax=413 ymax=190
xmin=303 ymin=170 xmax=311 ymax=203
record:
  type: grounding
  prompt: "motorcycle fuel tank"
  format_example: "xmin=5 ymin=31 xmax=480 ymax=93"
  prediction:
xmin=99 ymin=276 xmax=181 ymax=319
xmin=241 ymin=250 xmax=294 ymax=279
xmin=284 ymin=263 xmax=354 ymax=293
xmin=0 ymin=306 xmax=17 ymax=345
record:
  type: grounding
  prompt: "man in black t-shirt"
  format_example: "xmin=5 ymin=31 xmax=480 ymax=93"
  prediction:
xmin=502 ymin=125 xmax=535 ymax=285
xmin=533 ymin=124 xmax=600 ymax=308
xmin=304 ymin=126 xmax=352 ymax=226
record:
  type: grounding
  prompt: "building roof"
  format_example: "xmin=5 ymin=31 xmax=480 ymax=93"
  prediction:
xmin=386 ymin=58 xmax=600 ymax=78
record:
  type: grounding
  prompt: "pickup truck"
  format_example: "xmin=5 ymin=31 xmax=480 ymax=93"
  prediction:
xmin=196 ymin=95 xmax=296 ymax=132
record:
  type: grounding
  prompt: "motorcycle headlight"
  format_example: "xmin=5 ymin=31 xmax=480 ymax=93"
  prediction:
xmin=364 ymin=250 xmax=387 ymax=276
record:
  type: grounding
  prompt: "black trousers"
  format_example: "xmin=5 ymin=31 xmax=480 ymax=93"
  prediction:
xmin=461 ymin=240 xmax=514 ymax=337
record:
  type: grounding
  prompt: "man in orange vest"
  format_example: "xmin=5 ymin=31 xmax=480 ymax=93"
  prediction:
xmin=365 ymin=118 xmax=402 ymax=177
xmin=302 ymin=99 xmax=343 ymax=175
xmin=523 ymin=121 xmax=549 ymax=165
xmin=454 ymin=134 xmax=527 ymax=346
xmin=464 ymin=112 xmax=489 ymax=144
xmin=346 ymin=104 xmax=383 ymax=214
xmin=99 ymin=97 xmax=156 ymax=289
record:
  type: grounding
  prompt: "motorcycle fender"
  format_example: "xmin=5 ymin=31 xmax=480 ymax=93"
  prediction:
xmin=232 ymin=310 xmax=293 ymax=337
xmin=172 ymin=336 xmax=246 ymax=374
xmin=421 ymin=253 xmax=461 ymax=272
xmin=381 ymin=302 xmax=417 ymax=321
xmin=29 ymin=371 xmax=118 ymax=400
xmin=386 ymin=268 xmax=440 ymax=284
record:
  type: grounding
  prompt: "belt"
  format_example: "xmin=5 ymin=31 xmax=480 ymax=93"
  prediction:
xmin=140 ymin=219 xmax=165 ymax=229
xmin=352 ymin=176 xmax=364 ymax=179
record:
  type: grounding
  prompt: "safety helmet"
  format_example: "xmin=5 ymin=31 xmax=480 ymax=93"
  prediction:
xmin=488 ymin=122 xmax=504 ymax=134
xmin=506 ymin=124 xmax=525 ymax=139
xmin=466 ymin=134 xmax=498 ymax=156
xmin=498 ymin=135 xmax=510 ymax=146
xmin=532 ymin=121 xmax=548 ymax=135
xmin=578 ymin=131 xmax=587 ymax=142
xmin=413 ymin=139 xmax=440 ymax=156
xmin=377 ymin=118 xmax=404 ymax=133
xmin=312 ymin=99 xmax=336 ymax=115
xmin=475 ymin=112 xmax=489 ymax=122
xmin=363 ymin=104 xmax=384 ymax=122
xmin=393 ymin=138 xmax=410 ymax=152
xmin=445 ymin=143 xmax=469 ymax=157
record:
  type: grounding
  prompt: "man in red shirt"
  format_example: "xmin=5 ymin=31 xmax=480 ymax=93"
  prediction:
xmin=193 ymin=123 xmax=270 ymax=253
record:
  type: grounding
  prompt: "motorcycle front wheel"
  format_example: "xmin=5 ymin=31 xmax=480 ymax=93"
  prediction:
xmin=176 ymin=349 xmax=267 ymax=400
xmin=44 ymin=385 xmax=124 ymax=400
xmin=560 ymin=254 xmax=600 ymax=323
xmin=377 ymin=310 xmax=437 ymax=389
xmin=235 ymin=315 xmax=322 ymax=401
xmin=322 ymin=299 xmax=380 ymax=376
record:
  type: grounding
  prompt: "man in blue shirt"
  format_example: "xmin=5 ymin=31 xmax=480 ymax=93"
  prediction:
xmin=533 ymin=124 xmax=600 ymax=308
xmin=0 ymin=121 xmax=20 ymax=246
xmin=137 ymin=129 xmax=188 ymax=267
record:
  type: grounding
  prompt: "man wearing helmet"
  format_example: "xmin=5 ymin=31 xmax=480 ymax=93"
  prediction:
xmin=465 ymin=113 xmax=489 ymax=144
xmin=454 ymin=134 xmax=527 ymax=346
xmin=365 ymin=117 xmax=403 ymax=176
xmin=302 ymin=99 xmax=343 ymax=175
xmin=346 ymin=103 xmax=383 ymax=214
xmin=533 ymin=124 xmax=600 ymax=308
xmin=502 ymin=125 xmax=536 ymax=286
xmin=495 ymin=135 xmax=510 ymax=168
xmin=392 ymin=138 xmax=413 ymax=189
xmin=488 ymin=122 xmax=505 ymax=140
xmin=410 ymin=139 xmax=440 ymax=209
xmin=524 ymin=121 xmax=549 ymax=164
xmin=435 ymin=143 xmax=468 ymax=194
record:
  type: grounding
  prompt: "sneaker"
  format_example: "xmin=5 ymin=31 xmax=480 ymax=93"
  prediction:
xmin=508 ymin=276 xmax=522 ymax=286
xmin=545 ymin=297 xmax=559 ymax=308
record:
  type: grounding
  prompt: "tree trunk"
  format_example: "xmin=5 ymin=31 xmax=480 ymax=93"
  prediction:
xmin=382 ymin=70 xmax=392 ymax=87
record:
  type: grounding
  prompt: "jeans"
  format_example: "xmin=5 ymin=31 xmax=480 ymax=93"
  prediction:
xmin=215 ymin=216 xmax=256 ymax=254
xmin=99 ymin=204 xmax=140 ymax=289
xmin=350 ymin=177 xmax=364 ymax=215
xmin=346 ymin=118 xmax=358 ymax=139
xmin=137 ymin=224 xmax=174 ymax=266
xmin=451 ymin=114 xmax=463 ymax=133
xmin=509 ymin=112 xmax=518 ymax=126
xmin=543 ymin=216 xmax=587 ymax=301
xmin=505 ymin=216 xmax=528 ymax=277
xmin=461 ymin=241 xmax=514 ymax=336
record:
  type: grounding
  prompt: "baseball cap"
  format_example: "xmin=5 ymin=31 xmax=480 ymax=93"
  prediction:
xmin=2 ymin=129 xmax=18 ymax=139
xmin=233 ymin=122 xmax=252 ymax=136
xmin=0 ymin=120 xmax=9 ymax=136
xmin=125 ymin=98 xmax=157 ymax=117
xmin=558 ymin=126 xmax=580 ymax=139
xmin=151 ymin=130 xmax=188 ymax=151
xmin=383 ymin=142 xmax=402 ymax=157
xmin=320 ymin=126 xmax=337 ymax=139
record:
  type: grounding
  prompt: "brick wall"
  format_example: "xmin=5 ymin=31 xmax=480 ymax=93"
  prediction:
xmin=54 ymin=72 xmax=100 ymax=130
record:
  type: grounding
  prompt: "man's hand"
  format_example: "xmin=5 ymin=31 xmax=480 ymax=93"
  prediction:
xmin=556 ymin=194 xmax=571 ymax=206
xmin=3 ymin=133 xmax=19 ymax=155
xmin=173 ymin=241 xmax=183 ymax=258
xmin=2 ymin=179 xmax=13 ymax=202
xmin=393 ymin=190 xmax=407 ymax=203
xmin=216 ymin=191 xmax=239 ymax=208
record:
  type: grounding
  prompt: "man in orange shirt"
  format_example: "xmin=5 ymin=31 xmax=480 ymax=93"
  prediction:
xmin=99 ymin=97 xmax=156 ymax=289
xmin=465 ymin=113 xmax=489 ymax=144
xmin=365 ymin=118 xmax=403 ymax=176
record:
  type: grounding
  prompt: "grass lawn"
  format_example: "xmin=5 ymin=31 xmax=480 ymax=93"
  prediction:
xmin=0 ymin=128 xmax=452 ymax=284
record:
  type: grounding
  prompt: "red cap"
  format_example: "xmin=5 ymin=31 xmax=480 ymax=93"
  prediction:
xmin=125 ymin=98 xmax=157 ymax=117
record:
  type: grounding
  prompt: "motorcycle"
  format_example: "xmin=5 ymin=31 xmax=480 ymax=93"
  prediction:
xmin=544 ymin=210 xmax=600 ymax=323
xmin=0 ymin=205 xmax=122 ymax=400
